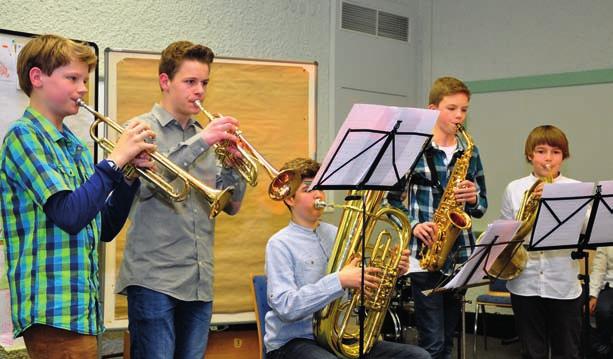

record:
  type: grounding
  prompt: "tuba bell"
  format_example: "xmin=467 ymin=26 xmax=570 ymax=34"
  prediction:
xmin=486 ymin=165 xmax=554 ymax=280
xmin=312 ymin=190 xmax=410 ymax=358
xmin=193 ymin=100 xmax=301 ymax=200
xmin=77 ymin=99 xmax=233 ymax=218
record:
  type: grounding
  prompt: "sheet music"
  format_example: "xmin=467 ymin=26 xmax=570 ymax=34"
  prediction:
xmin=309 ymin=104 xmax=437 ymax=190
xmin=588 ymin=180 xmax=613 ymax=245
xmin=443 ymin=220 xmax=521 ymax=290
xmin=530 ymin=182 xmax=595 ymax=249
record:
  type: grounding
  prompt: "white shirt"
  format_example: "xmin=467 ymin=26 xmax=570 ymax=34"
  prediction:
xmin=501 ymin=173 xmax=582 ymax=300
xmin=590 ymin=246 xmax=613 ymax=298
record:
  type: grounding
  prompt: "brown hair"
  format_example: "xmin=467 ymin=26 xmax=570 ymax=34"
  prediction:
xmin=17 ymin=34 xmax=97 ymax=96
xmin=159 ymin=41 xmax=215 ymax=80
xmin=428 ymin=76 xmax=471 ymax=106
xmin=524 ymin=125 xmax=570 ymax=162
xmin=280 ymin=158 xmax=320 ymax=211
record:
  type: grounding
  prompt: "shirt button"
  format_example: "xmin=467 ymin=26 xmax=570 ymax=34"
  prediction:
xmin=183 ymin=162 xmax=188 ymax=166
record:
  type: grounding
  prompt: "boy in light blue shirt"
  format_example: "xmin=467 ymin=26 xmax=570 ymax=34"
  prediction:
xmin=264 ymin=157 xmax=430 ymax=359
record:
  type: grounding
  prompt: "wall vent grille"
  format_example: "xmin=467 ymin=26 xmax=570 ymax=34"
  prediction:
xmin=341 ymin=2 xmax=409 ymax=42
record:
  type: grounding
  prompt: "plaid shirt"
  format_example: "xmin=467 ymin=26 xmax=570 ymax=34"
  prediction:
xmin=0 ymin=107 xmax=102 ymax=337
xmin=391 ymin=138 xmax=487 ymax=273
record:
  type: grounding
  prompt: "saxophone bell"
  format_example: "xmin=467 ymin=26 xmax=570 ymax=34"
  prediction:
xmin=419 ymin=124 xmax=474 ymax=272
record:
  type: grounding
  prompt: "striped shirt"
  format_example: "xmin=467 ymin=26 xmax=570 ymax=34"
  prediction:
xmin=0 ymin=107 xmax=102 ymax=336
xmin=402 ymin=138 xmax=487 ymax=274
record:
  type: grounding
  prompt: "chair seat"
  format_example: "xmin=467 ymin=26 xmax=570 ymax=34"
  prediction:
xmin=476 ymin=293 xmax=512 ymax=306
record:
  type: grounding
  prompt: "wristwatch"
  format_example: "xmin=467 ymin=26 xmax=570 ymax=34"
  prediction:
xmin=106 ymin=159 xmax=122 ymax=173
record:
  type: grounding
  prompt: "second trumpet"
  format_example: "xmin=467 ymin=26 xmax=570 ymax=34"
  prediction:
xmin=194 ymin=100 xmax=300 ymax=200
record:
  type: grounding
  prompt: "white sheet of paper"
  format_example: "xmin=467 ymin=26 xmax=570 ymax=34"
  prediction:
xmin=588 ymin=180 xmax=613 ymax=245
xmin=310 ymin=104 xmax=437 ymax=190
xmin=530 ymin=182 xmax=595 ymax=249
xmin=443 ymin=219 xmax=521 ymax=291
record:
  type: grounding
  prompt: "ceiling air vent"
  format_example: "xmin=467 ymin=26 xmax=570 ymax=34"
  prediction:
xmin=341 ymin=2 xmax=409 ymax=42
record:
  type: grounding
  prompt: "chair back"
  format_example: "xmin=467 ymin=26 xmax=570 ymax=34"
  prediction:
xmin=489 ymin=278 xmax=508 ymax=293
xmin=250 ymin=274 xmax=271 ymax=359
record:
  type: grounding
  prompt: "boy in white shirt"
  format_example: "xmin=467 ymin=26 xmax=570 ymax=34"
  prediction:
xmin=500 ymin=125 xmax=582 ymax=359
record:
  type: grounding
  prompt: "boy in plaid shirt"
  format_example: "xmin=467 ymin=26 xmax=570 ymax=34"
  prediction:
xmin=389 ymin=77 xmax=487 ymax=359
xmin=0 ymin=34 xmax=155 ymax=358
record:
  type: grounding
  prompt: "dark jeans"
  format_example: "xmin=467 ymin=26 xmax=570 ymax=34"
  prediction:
xmin=267 ymin=338 xmax=431 ymax=359
xmin=127 ymin=285 xmax=213 ymax=359
xmin=410 ymin=272 xmax=462 ymax=359
xmin=511 ymin=292 xmax=582 ymax=359
xmin=594 ymin=285 xmax=613 ymax=357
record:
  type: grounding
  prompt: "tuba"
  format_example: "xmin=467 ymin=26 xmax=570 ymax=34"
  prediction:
xmin=312 ymin=190 xmax=410 ymax=358
xmin=77 ymin=99 xmax=233 ymax=218
xmin=194 ymin=100 xmax=300 ymax=200
xmin=486 ymin=165 xmax=553 ymax=280
xmin=419 ymin=124 xmax=474 ymax=272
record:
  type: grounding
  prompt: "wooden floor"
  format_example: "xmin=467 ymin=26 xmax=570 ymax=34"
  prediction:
xmin=0 ymin=329 xmax=523 ymax=359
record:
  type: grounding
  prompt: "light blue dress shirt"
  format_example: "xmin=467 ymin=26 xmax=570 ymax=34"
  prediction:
xmin=264 ymin=221 xmax=344 ymax=352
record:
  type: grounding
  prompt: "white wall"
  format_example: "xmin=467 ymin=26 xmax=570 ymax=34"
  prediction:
xmin=0 ymin=0 xmax=331 ymax=144
xmin=423 ymin=0 xmax=613 ymax=313
xmin=425 ymin=0 xmax=613 ymax=230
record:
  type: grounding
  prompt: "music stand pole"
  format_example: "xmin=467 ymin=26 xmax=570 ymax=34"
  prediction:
xmin=571 ymin=184 xmax=601 ymax=359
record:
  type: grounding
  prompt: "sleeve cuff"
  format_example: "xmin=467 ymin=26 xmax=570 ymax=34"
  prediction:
xmin=325 ymin=273 xmax=344 ymax=295
xmin=98 ymin=160 xmax=124 ymax=184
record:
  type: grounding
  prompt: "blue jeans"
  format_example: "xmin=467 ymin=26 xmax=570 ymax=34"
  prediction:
xmin=410 ymin=272 xmax=462 ymax=359
xmin=127 ymin=285 xmax=213 ymax=359
xmin=268 ymin=338 xmax=431 ymax=359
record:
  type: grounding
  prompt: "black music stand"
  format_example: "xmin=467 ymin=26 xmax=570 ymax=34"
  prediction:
xmin=311 ymin=103 xmax=437 ymax=358
xmin=528 ymin=181 xmax=613 ymax=359
xmin=424 ymin=220 xmax=521 ymax=359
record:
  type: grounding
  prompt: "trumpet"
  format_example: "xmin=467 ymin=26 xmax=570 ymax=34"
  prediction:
xmin=194 ymin=100 xmax=300 ymax=200
xmin=77 ymin=98 xmax=233 ymax=218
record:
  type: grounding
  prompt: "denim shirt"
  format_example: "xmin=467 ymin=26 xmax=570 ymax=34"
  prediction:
xmin=264 ymin=221 xmax=343 ymax=352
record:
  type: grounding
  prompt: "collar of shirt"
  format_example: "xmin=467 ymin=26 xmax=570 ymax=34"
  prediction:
xmin=288 ymin=220 xmax=320 ymax=234
xmin=25 ymin=106 xmax=85 ymax=162
xmin=431 ymin=135 xmax=466 ymax=153
xmin=152 ymin=103 xmax=203 ymax=130
xmin=26 ymin=106 xmax=68 ymax=143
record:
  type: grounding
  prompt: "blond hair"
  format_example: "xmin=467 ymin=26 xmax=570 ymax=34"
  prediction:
xmin=17 ymin=34 xmax=96 ymax=96
xmin=428 ymin=76 xmax=471 ymax=106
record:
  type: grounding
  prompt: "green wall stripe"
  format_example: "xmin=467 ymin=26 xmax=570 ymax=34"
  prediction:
xmin=466 ymin=68 xmax=613 ymax=94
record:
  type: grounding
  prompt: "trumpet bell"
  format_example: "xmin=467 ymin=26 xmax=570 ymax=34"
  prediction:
xmin=268 ymin=169 xmax=301 ymax=200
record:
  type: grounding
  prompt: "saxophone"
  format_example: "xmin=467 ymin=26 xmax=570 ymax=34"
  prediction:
xmin=419 ymin=124 xmax=474 ymax=272
xmin=486 ymin=165 xmax=553 ymax=279
xmin=312 ymin=190 xmax=410 ymax=358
